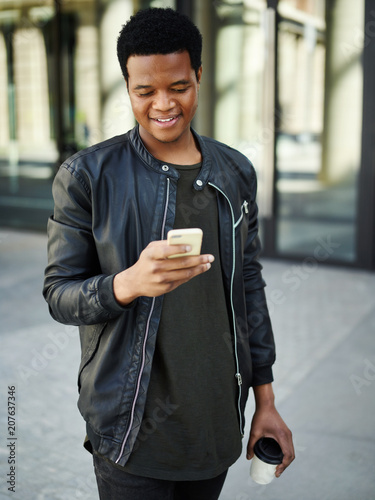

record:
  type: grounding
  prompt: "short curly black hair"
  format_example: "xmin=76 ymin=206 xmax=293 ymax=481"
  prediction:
xmin=117 ymin=8 xmax=203 ymax=83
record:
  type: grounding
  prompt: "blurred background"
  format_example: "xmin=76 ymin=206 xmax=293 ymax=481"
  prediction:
xmin=0 ymin=1 xmax=375 ymax=499
xmin=0 ymin=0 xmax=374 ymax=269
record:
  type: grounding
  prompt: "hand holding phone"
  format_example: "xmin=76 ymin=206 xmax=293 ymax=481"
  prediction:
xmin=114 ymin=232 xmax=213 ymax=305
xmin=167 ymin=228 xmax=203 ymax=259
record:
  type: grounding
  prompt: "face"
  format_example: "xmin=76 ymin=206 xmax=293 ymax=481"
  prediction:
xmin=127 ymin=51 xmax=202 ymax=155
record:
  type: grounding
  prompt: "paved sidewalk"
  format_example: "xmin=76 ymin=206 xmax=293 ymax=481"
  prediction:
xmin=0 ymin=229 xmax=374 ymax=500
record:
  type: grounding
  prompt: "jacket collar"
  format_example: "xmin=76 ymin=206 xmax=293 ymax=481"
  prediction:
xmin=129 ymin=125 xmax=212 ymax=189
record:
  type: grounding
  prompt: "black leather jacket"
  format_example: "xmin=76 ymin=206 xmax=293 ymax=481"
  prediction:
xmin=43 ymin=126 xmax=275 ymax=467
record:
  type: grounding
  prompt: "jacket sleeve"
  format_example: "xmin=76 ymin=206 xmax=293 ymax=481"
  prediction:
xmin=243 ymin=172 xmax=276 ymax=386
xmin=43 ymin=164 xmax=131 ymax=326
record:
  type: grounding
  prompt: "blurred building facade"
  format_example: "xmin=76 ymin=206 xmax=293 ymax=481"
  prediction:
xmin=0 ymin=0 xmax=374 ymax=269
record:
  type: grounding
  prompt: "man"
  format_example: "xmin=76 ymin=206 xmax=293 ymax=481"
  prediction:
xmin=43 ymin=7 xmax=294 ymax=500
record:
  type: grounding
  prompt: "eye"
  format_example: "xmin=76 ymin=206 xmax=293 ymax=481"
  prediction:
xmin=138 ymin=91 xmax=153 ymax=97
xmin=173 ymin=88 xmax=188 ymax=93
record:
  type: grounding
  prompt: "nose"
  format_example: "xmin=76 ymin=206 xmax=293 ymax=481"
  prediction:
xmin=153 ymin=91 xmax=175 ymax=111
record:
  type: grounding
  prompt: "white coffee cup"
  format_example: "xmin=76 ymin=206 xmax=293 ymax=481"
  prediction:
xmin=250 ymin=437 xmax=283 ymax=485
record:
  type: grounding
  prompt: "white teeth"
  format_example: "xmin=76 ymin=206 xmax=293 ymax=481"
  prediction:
xmin=156 ymin=117 xmax=174 ymax=122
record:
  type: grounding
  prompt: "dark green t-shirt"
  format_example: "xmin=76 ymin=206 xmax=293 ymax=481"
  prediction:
xmin=123 ymin=163 xmax=242 ymax=480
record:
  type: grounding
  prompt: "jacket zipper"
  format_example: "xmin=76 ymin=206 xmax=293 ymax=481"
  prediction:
xmin=209 ymin=182 xmax=244 ymax=436
xmin=115 ymin=178 xmax=171 ymax=464
xmin=234 ymin=200 xmax=249 ymax=229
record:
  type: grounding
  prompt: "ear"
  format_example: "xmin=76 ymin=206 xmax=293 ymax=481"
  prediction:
xmin=196 ymin=65 xmax=203 ymax=85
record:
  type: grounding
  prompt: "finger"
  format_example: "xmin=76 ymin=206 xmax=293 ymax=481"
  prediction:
xmin=275 ymin=442 xmax=295 ymax=477
xmin=276 ymin=461 xmax=288 ymax=477
xmin=165 ymin=260 xmax=213 ymax=285
xmin=153 ymin=253 xmax=215 ymax=275
xmin=146 ymin=240 xmax=214 ymax=263
xmin=165 ymin=244 xmax=194 ymax=259
xmin=148 ymin=242 xmax=200 ymax=261
xmin=144 ymin=240 xmax=186 ymax=259
xmin=170 ymin=254 xmax=215 ymax=268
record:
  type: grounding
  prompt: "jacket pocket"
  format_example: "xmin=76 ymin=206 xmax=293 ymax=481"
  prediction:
xmin=77 ymin=322 xmax=107 ymax=392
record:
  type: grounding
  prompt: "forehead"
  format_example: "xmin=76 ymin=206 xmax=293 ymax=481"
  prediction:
xmin=127 ymin=51 xmax=195 ymax=85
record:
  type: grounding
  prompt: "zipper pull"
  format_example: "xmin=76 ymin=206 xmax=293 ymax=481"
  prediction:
xmin=235 ymin=373 xmax=242 ymax=385
xmin=243 ymin=201 xmax=249 ymax=214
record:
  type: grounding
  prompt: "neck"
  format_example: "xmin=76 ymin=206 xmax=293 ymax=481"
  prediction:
xmin=139 ymin=126 xmax=202 ymax=165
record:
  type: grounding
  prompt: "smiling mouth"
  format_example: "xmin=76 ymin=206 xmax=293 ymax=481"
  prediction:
xmin=155 ymin=117 xmax=175 ymax=123
xmin=152 ymin=115 xmax=180 ymax=124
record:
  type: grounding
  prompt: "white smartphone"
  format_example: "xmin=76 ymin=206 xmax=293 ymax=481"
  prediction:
xmin=167 ymin=228 xmax=203 ymax=259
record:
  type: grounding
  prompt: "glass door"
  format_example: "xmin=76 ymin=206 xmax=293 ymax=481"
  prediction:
xmin=195 ymin=0 xmax=275 ymax=243
xmin=275 ymin=0 xmax=364 ymax=263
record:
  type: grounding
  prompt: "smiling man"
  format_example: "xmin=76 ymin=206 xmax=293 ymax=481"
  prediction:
xmin=43 ymin=7 xmax=294 ymax=500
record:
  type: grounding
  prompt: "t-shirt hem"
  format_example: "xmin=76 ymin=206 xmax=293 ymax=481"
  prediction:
xmin=121 ymin=448 xmax=242 ymax=481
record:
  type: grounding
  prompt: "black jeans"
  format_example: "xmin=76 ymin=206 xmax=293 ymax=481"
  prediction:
xmin=93 ymin=453 xmax=228 ymax=500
